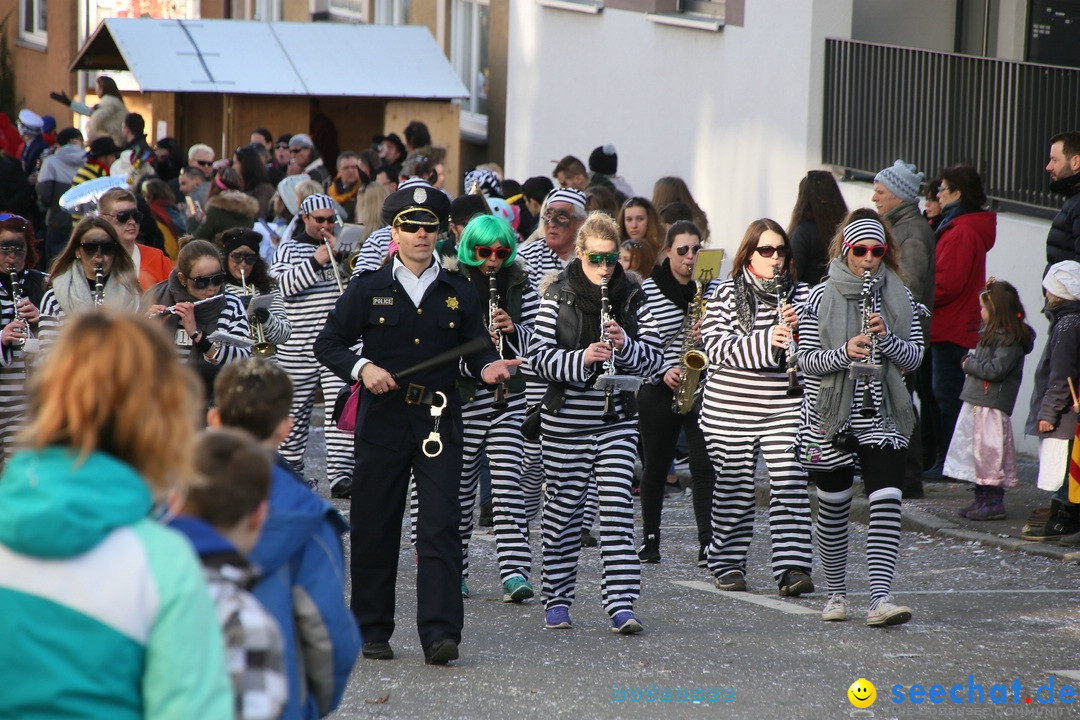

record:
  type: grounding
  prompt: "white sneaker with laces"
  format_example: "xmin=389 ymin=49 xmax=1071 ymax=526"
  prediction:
xmin=866 ymin=597 xmax=912 ymax=627
xmin=821 ymin=594 xmax=848 ymax=622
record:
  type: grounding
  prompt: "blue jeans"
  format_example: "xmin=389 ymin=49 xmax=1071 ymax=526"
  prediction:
xmin=931 ymin=342 xmax=968 ymax=453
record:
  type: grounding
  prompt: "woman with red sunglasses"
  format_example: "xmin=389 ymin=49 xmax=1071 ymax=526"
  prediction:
xmin=796 ymin=208 xmax=925 ymax=628
xmin=699 ymin=218 xmax=814 ymax=599
xmin=146 ymin=239 xmax=251 ymax=402
xmin=444 ymin=214 xmax=541 ymax=603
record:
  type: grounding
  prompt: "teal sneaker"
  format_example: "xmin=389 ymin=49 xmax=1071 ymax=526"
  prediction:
xmin=502 ymin=576 xmax=535 ymax=603
xmin=461 ymin=576 xmax=469 ymax=599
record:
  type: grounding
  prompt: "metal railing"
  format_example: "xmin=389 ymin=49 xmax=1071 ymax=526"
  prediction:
xmin=824 ymin=38 xmax=1080 ymax=211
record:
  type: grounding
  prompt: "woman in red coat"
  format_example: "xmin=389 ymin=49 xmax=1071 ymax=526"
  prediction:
xmin=927 ymin=164 xmax=996 ymax=476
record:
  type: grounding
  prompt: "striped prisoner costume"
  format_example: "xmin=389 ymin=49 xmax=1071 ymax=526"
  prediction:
xmin=453 ymin=258 xmax=541 ymax=587
xmin=270 ymin=228 xmax=354 ymax=490
xmin=700 ymin=274 xmax=813 ymax=584
xmin=0 ymin=269 xmax=44 ymax=466
xmin=529 ymin=265 xmax=663 ymax=618
xmin=223 ymin=280 xmax=293 ymax=350
xmin=796 ymin=262 xmax=924 ymax=610
xmin=351 ymin=226 xmax=393 ymax=276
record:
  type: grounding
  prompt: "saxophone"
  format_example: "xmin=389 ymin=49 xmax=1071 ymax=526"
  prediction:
xmin=672 ymin=280 xmax=708 ymax=414
xmin=8 ymin=267 xmax=25 ymax=348
xmin=488 ymin=269 xmax=508 ymax=410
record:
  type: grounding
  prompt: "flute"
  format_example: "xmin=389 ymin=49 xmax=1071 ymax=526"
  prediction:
xmin=148 ymin=295 xmax=217 ymax=318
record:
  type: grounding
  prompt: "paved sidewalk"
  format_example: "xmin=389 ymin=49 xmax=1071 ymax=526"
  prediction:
xmin=756 ymin=454 xmax=1080 ymax=564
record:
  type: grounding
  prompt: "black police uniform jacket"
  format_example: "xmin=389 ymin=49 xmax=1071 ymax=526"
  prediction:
xmin=314 ymin=257 xmax=499 ymax=450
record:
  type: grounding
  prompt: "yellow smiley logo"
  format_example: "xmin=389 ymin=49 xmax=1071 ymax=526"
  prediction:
xmin=446 ymin=296 xmax=459 ymax=310
xmin=848 ymin=678 xmax=876 ymax=708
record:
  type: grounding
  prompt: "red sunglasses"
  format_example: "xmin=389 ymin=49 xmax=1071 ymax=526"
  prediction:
xmin=476 ymin=246 xmax=511 ymax=260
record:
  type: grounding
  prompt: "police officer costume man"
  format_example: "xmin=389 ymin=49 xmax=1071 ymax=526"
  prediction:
xmin=314 ymin=186 xmax=520 ymax=666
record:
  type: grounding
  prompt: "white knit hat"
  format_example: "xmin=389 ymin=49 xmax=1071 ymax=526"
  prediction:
xmin=1043 ymin=260 xmax=1080 ymax=301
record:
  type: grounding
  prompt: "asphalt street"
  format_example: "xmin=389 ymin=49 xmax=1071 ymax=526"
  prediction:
xmin=303 ymin=425 xmax=1080 ymax=720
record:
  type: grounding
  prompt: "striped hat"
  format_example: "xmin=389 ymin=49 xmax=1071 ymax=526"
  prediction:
xmin=874 ymin=160 xmax=924 ymax=203
xmin=398 ymin=177 xmax=432 ymax=191
xmin=544 ymin=187 xmax=586 ymax=210
xmin=299 ymin=193 xmax=335 ymax=215
xmin=841 ymin=217 xmax=886 ymax=254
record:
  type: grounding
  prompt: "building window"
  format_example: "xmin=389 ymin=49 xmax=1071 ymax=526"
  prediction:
xmin=681 ymin=1 xmax=724 ymax=18
xmin=20 ymin=0 xmax=47 ymax=46
xmin=451 ymin=0 xmax=489 ymax=142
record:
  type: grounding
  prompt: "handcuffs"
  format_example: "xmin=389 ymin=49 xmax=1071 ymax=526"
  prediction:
xmin=422 ymin=391 xmax=449 ymax=458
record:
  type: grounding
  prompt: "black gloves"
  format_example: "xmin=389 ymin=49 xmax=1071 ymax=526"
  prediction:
xmin=49 ymin=91 xmax=72 ymax=107
xmin=253 ymin=307 xmax=271 ymax=324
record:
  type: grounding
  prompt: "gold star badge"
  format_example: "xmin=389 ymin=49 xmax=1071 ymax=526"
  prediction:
xmin=446 ymin=296 xmax=460 ymax=310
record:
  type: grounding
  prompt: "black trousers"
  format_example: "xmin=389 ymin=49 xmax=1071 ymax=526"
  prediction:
xmin=809 ymin=445 xmax=907 ymax=494
xmin=349 ymin=431 xmax=464 ymax=650
xmin=637 ymin=382 xmax=713 ymax=547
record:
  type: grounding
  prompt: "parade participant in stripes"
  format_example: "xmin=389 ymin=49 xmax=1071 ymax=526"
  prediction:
xmin=38 ymin=217 xmax=142 ymax=346
xmin=451 ymin=214 xmax=540 ymax=603
xmin=637 ymin=221 xmax=714 ymax=566
xmin=146 ymin=240 xmax=251 ymax=405
xmin=0 ymin=213 xmax=45 ymax=466
xmin=796 ymin=209 xmax=924 ymax=627
xmin=270 ymin=192 xmax=354 ymax=496
xmin=701 ymin=218 xmax=814 ymax=596
xmin=219 ymin=227 xmax=292 ymax=352
xmin=314 ymin=185 xmax=519 ymax=666
xmin=529 ymin=212 xmax=663 ymax=634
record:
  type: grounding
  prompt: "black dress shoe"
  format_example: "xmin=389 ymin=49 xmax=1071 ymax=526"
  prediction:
xmin=330 ymin=479 xmax=352 ymax=499
xmin=423 ymin=639 xmax=459 ymax=665
xmin=362 ymin=641 xmax=394 ymax=660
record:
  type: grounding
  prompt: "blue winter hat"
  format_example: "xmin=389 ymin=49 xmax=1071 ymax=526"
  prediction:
xmin=874 ymin=160 xmax=924 ymax=204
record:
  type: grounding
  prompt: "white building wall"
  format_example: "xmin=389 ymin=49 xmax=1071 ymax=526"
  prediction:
xmin=505 ymin=0 xmax=853 ymax=252
xmin=841 ymin=181 xmax=1051 ymax=456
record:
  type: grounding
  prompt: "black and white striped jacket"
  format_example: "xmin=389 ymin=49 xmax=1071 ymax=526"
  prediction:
xmin=270 ymin=232 xmax=342 ymax=357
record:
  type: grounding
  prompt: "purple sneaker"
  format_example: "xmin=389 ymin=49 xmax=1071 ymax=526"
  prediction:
xmin=545 ymin=605 xmax=572 ymax=629
xmin=611 ymin=610 xmax=643 ymax=634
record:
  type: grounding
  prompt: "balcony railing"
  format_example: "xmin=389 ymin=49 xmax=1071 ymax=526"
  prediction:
xmin=823 ymin=38 xmax=1080 ymax=211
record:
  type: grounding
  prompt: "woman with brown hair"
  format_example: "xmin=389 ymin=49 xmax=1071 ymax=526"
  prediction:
xmin=796 ymin=208 xmax=924 ymax=627
xmin=652 ymin=176 xmax=711 ymax=242
xmin=700 ymin=218 xmax=814 ymax=598
xmin=0 ymin=310 xmax=232 ymax=718
xmin=787 ymin=170 xmax=848 ymax=286
xmin=618 ymin=239 xmax=658 ymax=275
xmin=617 ymin=197 xmax=664 ymax=258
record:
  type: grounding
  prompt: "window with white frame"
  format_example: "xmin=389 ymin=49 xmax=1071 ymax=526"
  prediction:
xmin=20 ymin=0 xmax=47 ymax=46
xmin=451 ymin=0 xmax=489 ymax=142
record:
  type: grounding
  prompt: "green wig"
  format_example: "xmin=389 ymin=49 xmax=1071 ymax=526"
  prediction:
xmin=457 ymin=214 xmax=518 ymax=269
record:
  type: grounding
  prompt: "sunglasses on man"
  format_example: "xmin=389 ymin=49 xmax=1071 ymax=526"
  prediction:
xmin=107 ymin=209 xmax=143 ymax=225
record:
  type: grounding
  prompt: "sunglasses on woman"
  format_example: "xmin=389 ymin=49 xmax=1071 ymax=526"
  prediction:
xmin=189 ymin=272 xmax=226 ymax=290
xmin=754 ymin=245 xmax=788 ymax=258
xmin=229 ymin=251 xmax=259 ymax=265
xmin=80 ymin=242 xmax=118 ymax=257
xmin=849 ymin=245 xmax=886 ymax=258
xmin=676 ymin=245 xmax=702 ymax=256
xmin=586 ymin=252 xmax=621 ymax=266
xmin=476 ymin=246 xmax=511 ymax=260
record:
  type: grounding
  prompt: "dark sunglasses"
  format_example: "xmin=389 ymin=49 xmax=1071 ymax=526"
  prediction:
xmin=109 ymin=209 xmax=143 ymax=225
xmin=0 ymin=244 xmax=26 ymax=257
xmin=586 ymin=252 xmax=620 ymax=266
xmin=676 ymin=245 xmax=702 ymax=256
xmin=397 ymin=222 xmax=438 ymax=234
xmin=80 ymin=242 xmax=118 ymax=257
xmin=543 ymin=211 xmax=573 ymax=228
xmin=754 ymin=245 xmax=789 ymax=258
xmin=229 ymin=251 xmax=259 ymax=265
xmin=849 ymin=245 xmax=886 ymax=258
xmin=195 ymin=160 xmax=213 ymax=167
xmin=476 ymin=246 xmax=511 ymax=260
xmin=189 ymin=272 xmax=226 ymax=290
xmin=307 ymin=214 xmax=336 ymax=225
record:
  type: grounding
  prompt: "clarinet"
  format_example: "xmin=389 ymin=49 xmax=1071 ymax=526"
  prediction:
xmin=8 ymin=267 xmax=25 ymax=348
xmin=772 ymin=266 xmax=802 ymax=396
xmin=94 ymin=265 xmax=105 ymax=307
xmin=854 ymin=271 xmax=882 ymax=417
xmin=599 ymin=275 xmax=618 ymax=423
xmin=488 ymin=269 xmax=508 ymax=411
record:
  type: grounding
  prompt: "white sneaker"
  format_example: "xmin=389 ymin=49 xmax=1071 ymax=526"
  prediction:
xmin=821 ymin=594 xmax=848 ymax=622
xmin=866 ymin=597 xmax=912 ymax=627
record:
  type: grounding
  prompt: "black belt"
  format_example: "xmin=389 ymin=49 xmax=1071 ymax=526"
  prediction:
xmin=403 ymin=383 xmax=449 ymax=409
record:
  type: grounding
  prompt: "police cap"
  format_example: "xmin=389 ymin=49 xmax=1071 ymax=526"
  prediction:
xmin=382 ymin=184 xmax=451 ymax=229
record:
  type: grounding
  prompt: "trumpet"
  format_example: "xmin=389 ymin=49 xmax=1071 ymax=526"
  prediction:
xmin=488 ymin=269 xmax=508 ymax=411
xmin=773 ymin=266 xmax=802 ymax=397
xmin=8 ymin=266 xmax=27 ymax=348
xmin=94 ymin=265 xmax=105 ymax=307
xmin=323 ymin=224 xmax=345 ymax=294
xmin=848 ymin=270 xmax=883 ymax=417
xmin=240 ymin=269 xmax=276 ymax=358
xmin=148 ymin=295 xmax=217 ymax=318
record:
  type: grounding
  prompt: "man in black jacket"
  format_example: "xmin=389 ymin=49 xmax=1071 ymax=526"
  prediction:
xmin=1044 ymin=131 xmax=1080 ymax=276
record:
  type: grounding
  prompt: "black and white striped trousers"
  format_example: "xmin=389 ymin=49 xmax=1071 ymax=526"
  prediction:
xmin=277 ymin=351 xmax=354 ymax=488
xmin=702 ymin=411 xmax=813 ymax=582
xmin=459 ymin=397 xmax=539 ymax=583
xmin=540 ymin=424 xmax=639 ymax=617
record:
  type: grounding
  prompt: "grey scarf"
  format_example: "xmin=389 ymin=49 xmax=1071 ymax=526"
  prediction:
xmin=50 ymin=264 xmax=142 ymax=315
xmin=814 ymin=258 xmax=915 ymax=441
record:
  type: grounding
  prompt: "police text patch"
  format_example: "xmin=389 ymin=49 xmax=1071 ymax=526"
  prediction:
xmin=373 ymin=297 xmax=394 ymax=306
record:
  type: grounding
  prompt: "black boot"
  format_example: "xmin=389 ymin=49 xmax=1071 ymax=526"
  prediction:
xmin=1022 ymin=498 xmax=1080 ymax=541
xmin=637 ymin=533 xmax=661 ymax=564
